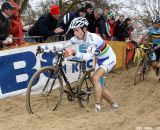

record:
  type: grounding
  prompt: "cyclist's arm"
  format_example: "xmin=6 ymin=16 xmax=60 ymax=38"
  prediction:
xmin=138 ymin=34 xmax=148 ymax=45
xmin=154 ymin=44 xmax=160 ymax=50
xmin=138 ymin=29 xmax=149 ymax=45
xmin=73 ymin=45 xmax=97 ymax=61
xmin=39 ymin=40 xmax=75 ymax=52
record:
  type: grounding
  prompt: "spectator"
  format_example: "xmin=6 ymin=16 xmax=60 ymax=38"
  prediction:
xmin=28 ymin=5 xmax=64 ymax=43
xmin=84 ymin=3 xmax=93 ymax=19
xmin=0 ymin=1 xmax=16 ymax=49
xmin=87 ymin=8 xmax=108 ymax=39
xmin=60 ymin=6 xmax=87 ymax=36
xmin=105 ymin=16 xmax=116 ymax=40
xmin=122 ymin=17 xmax=134 ymax=41
xmin=112 ymin=15 xmax=125 ymax=41
xmin=9 ymin=0 xmax=23 ymax=45
xmin=103 ymin=6 xmax=113 ymax=21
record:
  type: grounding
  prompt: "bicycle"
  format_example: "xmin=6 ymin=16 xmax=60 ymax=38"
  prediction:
xmin=134 ymin=44 xmax=160 ymax=85
xmin=26 ymin=49 xmax=95 ymax=114
xmin=134 ymin=46 xmax=152 ymax=85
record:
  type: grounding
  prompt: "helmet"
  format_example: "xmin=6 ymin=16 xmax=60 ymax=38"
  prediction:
xmin=152 ymin=17 xmax=160 ymax=23
xmin=69 ymin=17 xmax=89 ymax=29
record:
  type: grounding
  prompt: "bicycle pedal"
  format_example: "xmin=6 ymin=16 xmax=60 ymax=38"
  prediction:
xmin=87 ymin=87 xmax=94 ymax=92
xmin=81 ymin=97 xmax=86 ymax=101
xmin=86 ymin=90 xmax=94 ymax=94
xmin=79 ymin=91 xmax=86 ymax=95
xmin=64 ymin=87 xmax=75 ymax=93
xmin=63 ymin=90 xmax=69 ymax=94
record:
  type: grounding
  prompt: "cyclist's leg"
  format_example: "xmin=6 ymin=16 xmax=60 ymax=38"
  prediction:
xmin=102 ymin=88 xmax=115 ymax=105
xmin=155 ymin=49 xmax=160 ymax=75
xmin=99 ymin=67 xmax=114 ymax=105
xmin=92 ymin=67 xmax=105 ymax=111
xmin=151 ymin=51 xmax=157 ymax=67
xmin=156 ymin=48 xmax=160 ymax=62
xmin=100 ymin=57 xmax=118 ymax=108
xmin=151 ymin=50 xmax=159 ymax=75
xmin=93 ymin=56 xmax=118 ymax=111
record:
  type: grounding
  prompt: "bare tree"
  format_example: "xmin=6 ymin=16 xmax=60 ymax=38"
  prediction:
xmin=121 ymin=0 xmax=160 ymax=27
xmin=21 ymin=3 xmax=37 ymax=27
xmin=21 ymin=0 xmax=122 ymax=28
xmin=0 ymin=0 xmax=5 ymax=5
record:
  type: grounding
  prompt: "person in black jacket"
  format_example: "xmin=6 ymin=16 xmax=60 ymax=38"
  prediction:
xmin=28 ymin=5 xmax=64 ymax=43
xmin=60 ymin=6 xmax=87 ymax=35
xmin=122 ymin=17 xmax=134 ymax=41
xmin=0 ymin=2 xmax=16 ymax=49
xmin=84 ymin=3 xmax=93 ymax=20
xmin=112 ymin=15 xmax=125 ymax=41
xmin=87 ymin=8 xmax=107 ymax=39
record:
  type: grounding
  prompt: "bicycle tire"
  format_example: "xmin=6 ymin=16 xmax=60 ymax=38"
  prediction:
xmin=26 ymin=66 xmax=63 ymax=114
xmin=134 ymin=57 xmax=150 ymax=85
xmin=134 ymin=58 xmax=144 ymax=85
xmin=77 ymin=68 xmax=95 ymax=108
xmin=142 ymin=58 xmax=150 ymax=80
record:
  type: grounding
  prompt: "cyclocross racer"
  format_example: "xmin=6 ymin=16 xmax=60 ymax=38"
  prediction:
xmin=139 ymin=17 xmax=160 ymax=75
xmin=40 ymin=17 xmax=119 ymax=112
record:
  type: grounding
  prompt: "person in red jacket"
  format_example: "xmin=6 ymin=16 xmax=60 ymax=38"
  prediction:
xmin=105 ymin=16 xmax=116 ymax=40
xmin=8 ymin=0 xmax=23 ymax=45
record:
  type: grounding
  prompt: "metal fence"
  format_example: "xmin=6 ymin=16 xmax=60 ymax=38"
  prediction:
xmin=0 ymin=34 xmax=73 ymax=50
xmin=12 ymin=34 xmax=73 ymax=43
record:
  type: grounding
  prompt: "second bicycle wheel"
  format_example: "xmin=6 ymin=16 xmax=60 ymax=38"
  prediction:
xmin=78 ymin=68 xmax=95 ymax=108
xmin=26 ymin=66 xmax=63 ymax=114
xmin=134 ymin=58 xmax=149 ymax=85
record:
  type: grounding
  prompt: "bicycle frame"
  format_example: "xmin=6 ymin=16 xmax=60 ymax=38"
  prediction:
xmin=134 ymin=46 xmax=153 ymax=85
xmin=143 ymin=48 xmax=152 ymax=70
xmin=48 ymin=50 xmax=89 ymax=99
xmin=26 ymin=49 xmax=95 ymax=114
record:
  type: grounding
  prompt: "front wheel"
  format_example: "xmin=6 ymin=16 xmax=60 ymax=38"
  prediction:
xmin=77 ymin=68 xmax=95 ymax=108
xmin=26 ymin=66 xmax=63 ymax=114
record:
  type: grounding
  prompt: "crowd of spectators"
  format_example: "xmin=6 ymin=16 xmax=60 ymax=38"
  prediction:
xmin=0 ymin=1 xmax=134 ymax=50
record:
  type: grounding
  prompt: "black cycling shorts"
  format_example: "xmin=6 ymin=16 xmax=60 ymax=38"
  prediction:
xmin=155 ymin=49 xmax=160 ymax=61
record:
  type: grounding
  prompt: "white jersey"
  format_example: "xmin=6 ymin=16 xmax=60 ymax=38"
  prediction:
xmin=41 ymin=31 xmax=116 ymax=72
xmin=65 ymin=31 xmax=116 ymax=61
xmin=69 ymin=32 xmax=117 ymax=73
xmin=42 ymin=32 xmax=116 ymax=60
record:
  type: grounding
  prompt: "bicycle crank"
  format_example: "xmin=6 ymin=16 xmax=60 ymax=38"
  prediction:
xmin=67 ymin=94 xmax=75 ymax=101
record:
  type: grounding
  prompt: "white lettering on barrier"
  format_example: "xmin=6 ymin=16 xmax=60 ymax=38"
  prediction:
xmin=14 ymin=61 xmax=26 ymax=69
xmin=16 ymin=74 xmax=29 ymax=83
xmin=0 ymin=41 xmax=93 ymax=99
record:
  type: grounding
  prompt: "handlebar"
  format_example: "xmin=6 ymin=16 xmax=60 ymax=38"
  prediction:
xmin=36 ymin=45 xmax=65 ymax=56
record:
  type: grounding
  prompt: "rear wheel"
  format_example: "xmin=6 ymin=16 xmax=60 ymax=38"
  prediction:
xmin=26 ymin=66 xmax=63 ymax=114
xmin=134 ymin=58 xmax=149 ymax=85
xmin=77 ymin=68 xmax=95 ymax=108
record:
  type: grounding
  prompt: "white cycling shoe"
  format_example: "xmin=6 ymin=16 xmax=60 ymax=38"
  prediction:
xmin=111 ymin=103 xmax=119 ymax=109
xmin=94 ymin=104 xmax=101 ymax=112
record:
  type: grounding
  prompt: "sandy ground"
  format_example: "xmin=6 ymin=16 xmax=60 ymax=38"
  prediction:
xmin=0 ymin=66 xmax=160 ymax=130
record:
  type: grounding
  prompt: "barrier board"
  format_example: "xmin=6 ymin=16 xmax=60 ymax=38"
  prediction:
xmin=108 ymin=41 xmax=126 ymax=69
xmin=0 ymin=41 xmax=126 ymax=99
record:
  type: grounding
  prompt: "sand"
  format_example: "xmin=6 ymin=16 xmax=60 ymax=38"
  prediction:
xmin=0 ymin=67 xmax=160 ymax=130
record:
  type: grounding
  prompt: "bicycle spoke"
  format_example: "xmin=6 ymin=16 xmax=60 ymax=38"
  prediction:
xmin=78 ymin=68 xmax=95 ymax=108
xmin=134 ymin=59 xmax=145 ymax=85
xmin=26 ymin=67 xmax=63 ymax=114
